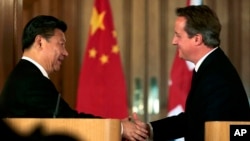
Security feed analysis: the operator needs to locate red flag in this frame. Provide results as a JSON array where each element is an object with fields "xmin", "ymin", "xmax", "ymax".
[
  {"xmin": 167, "ymin": 52, "xmax": 194, "ymax": 116},
  {"xmin": 167, "ymin": 0, "xmax": 202, "ymax": 117},
  {"xmin": 76, "ymin": 0, "xmax": 128, "ymax": 119}
]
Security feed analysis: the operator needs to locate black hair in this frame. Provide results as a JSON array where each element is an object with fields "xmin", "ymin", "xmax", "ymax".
[
  {"xmin": 22, "ymin": 15, "xmax": 67, "ymax": 51},
  {"xmin": 176, "ymin": 5, "xmax": 221, "ymax": 47}
]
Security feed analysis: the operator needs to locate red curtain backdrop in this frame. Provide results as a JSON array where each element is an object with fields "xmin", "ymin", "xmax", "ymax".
[{"xmin": 76, "ymin": 0, "xmax": 128, "ymax": 119}]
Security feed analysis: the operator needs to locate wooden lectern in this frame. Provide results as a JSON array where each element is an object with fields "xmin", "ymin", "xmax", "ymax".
[
  {"xmin": 205, "ymin": 121, "xmax": 250, "ymax": 141},
  {"xmin": 3, "ymin": 118, "xmax": 121, "ymax": 141}
]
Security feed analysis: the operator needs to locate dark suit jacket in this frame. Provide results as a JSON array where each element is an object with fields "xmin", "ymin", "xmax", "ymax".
[
  {"xmin": 150, "ymin": 48, "xmax": 250, "ymax": 141},
  {"xmin": 0, "ymin": 59, "xmax": 98, "ymax": 118}
]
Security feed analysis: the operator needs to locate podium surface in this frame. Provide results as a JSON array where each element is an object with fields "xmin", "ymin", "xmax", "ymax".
[
  {"xmin": 205, "ymin": 121, "xmax": 250, "ymax": 141},
  {"xmin": 3, "ymin": 118, "xmax": 121, "ymax": 141}
]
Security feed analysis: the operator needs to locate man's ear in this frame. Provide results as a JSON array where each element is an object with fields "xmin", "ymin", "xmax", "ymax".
[
  {"xmin": 194, "ymin": 33, "xmax": 203, "ymax": 45},
  {"xmin": 34, "ymin": 35, "xmax": 43, "ymax": 47}
]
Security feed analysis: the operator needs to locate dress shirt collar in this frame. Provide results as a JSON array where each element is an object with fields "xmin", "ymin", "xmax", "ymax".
[
  {"xmin": 194, "ymin": 47, "xmax": 218, "ymax": 72},
  {"xmin": 22, "ymin": 56, "xmax": 49, "ymax": 79}
]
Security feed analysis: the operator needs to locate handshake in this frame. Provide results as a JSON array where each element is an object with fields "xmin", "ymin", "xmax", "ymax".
[{"xmin": 121, "ymin": 113, "xmax": 151, "ymax": 141}]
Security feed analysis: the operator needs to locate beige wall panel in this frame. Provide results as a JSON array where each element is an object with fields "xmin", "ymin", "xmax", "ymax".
[
  {"xmin": 131, "ymin": 0, "xmax": 146, "ymax": 77},
  {"xmin": 110, "ymin": 0, "xmax": 126, "ymax": 65},
  {"xmin": 0, "ymin": 0, "xmax": 12, "ymax": 90},
  {"xmin": 147, "ymin": 0, "xmax": 160, "ymax": 76},
  {"xmin": 50, "ymin": 0, "xmax": 61, "ymax": 16},
  {"xmin": 31, "ymin": 0, "xmax": 41, "ymax": 16},
  {"xmin": 39, "ymin": 0, "xmax": 50, "ymax": 14},
  {"xmin": 121, "ymin": 1, "xmax": 133, "ymax": 109},
  {"xmin": 78, "ymin": 0, "xmax": 93, "ymax": 64},
  {"xmin": 228, "ymin": 0, "xmax": 242, "ymax": 71},
  {"xmin": 158, "ymin": 0, "xmax": 169, "ymax": 117},
  {"xmin": 59, "ymin": 0, "xmax": 80, "ymax": 108},
  {"xmin": 166, "ymin": 0, "xmax": 185, "ymax": 85},
  {"xmin": 0, "ymin": 0, "xmax": 21, "ymax": 91},
  {"xmin": 213, "ymin": 0, "xmax": 229, "ymax": 54},
  {"xmin": 130, "ymin": 0, "xmax": 146, "ymax": 120},
  {"xmin": 241, "ymin": 0, "xmax": 250, "ymax": 98},
  {"xmin": 146, "ymin": 0, "xmax": 161, "ymax": 121}
]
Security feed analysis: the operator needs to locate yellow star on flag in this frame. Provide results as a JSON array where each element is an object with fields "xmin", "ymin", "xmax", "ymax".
[
  {"xmin": 90, "ymin": 7, "xmax": 106, "ymax": 35},
  {"xmin": 112, "ymin": 45, "xmax": 119, "ymax": 54},
  {"xmin": 89, "ymin": 48, "xmax": 97, "ymax": 58},
  {"xmin": 100, "ymin": 54, "xmax": 109, "ymax": 64},
  {"xmin": 112, "ymin": 31, "xmax": 117, "ymax": 38}
]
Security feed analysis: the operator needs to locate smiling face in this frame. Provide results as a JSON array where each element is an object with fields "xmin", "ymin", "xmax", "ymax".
[
  {"xmin": 172, "ymin": 16, "xmax": 198, "ymax": 63},
  {"xmin": 40, "ymin": 28, "xmax": 68, "ymax": 73}
]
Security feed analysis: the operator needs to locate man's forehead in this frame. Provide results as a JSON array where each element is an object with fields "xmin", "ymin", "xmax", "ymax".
[{"xmin": 53, "ymin": 30, "xmax": 66, "ymax": 40}]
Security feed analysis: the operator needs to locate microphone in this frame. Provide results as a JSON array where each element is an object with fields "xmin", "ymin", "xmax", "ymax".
[{"xmin": 53, "ymin": 93, "xmax": 61, "ymax": 118}]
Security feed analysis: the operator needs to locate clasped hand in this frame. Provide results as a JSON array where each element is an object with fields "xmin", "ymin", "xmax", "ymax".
[{"xmin": 121, "ymin": 113, "xmax": 149, "ymax": 141}]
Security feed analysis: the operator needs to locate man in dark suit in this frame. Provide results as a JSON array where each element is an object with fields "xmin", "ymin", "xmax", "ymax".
[
  {"xmin": 137, "ymin": 5, "xmax": 250, "ymax": 141},
  {"xmin": 0, "ymin": 15, "xmax": 148, "ymax": 141}
]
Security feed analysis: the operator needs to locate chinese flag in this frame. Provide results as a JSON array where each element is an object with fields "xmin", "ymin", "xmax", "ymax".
[
  {"xmin": 167, "ymin": 0, "xmax": 202, "ymax": 117},
  {"xmin": 76, "ymin": 0, "xmax": 128, "ymax": 119}
]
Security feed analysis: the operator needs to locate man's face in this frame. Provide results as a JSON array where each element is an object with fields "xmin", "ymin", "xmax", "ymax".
[
  {"xmin": 41, "ymin": 29, "xmax": 68, "ymax": 73},
  {"xmin": 172, "ymin": 16, "xmax": 196, "ymax": 62}
]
